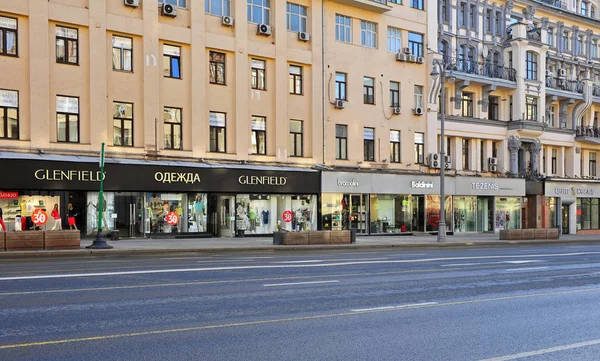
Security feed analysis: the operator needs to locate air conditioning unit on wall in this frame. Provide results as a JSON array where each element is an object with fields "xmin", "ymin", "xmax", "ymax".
[
  {"xmin": 161, "ymin": 3, "xmax": 178, "ymax": 17},
  {"xmin": 222, "ymin": 16, "xmax": 234, "ymax": 26},
  {"xmin": 257, "ymin": 24, "xmax": 272, "ymax": 36},
  {"xmin": 298, "ymin": 32, "xmax": 310, "ymax": 41},
  {"xmin": 334, "ymin": 99, "xmax": 345, "ymax": 109},
  {"xmin": 124, "ymin": 0, "xmax": 139, "ymax": 7}
]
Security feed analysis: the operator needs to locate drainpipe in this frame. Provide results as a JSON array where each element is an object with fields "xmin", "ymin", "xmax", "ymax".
[{"xmin": 322, "ymin": 0, "xmax": 327, "ymax": 165}]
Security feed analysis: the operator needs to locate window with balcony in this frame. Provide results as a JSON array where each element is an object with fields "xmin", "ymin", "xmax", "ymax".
[
  {"xmin": 286, "ymin": 3, "xmax": 307, "ymax": 33},
  {"xmin": 164, "ymin": 107, "xmax": 182, "ymax": 150},
  {"xmin": 336, "ymin": 124, "xmax": 348, "ymax": 160},
  {"xmin": 0, "ymin": 89, "xmax": 18, "ymax": 139},
  {"xmin": 590, "ymin": 152, "xmax": 597, "ymax": 176},
  {"xmin": 390, "ymin": 130, "xmax": 401, "ymax": 163},
  {"xmin": 360, "ymin": 21, "xmax": 377, "ymax": 48},
  {"xmin": 408, "ymin": 32, "xmax": 423, "ymax": 57},
  {"xmin": 112, "ymin": 36, "xmax": 132, "ymax": 72},
  {"xmin": 390, "ymin": 81, "xmax": 400, "ymax": 107},
  {"xmin": 461, "ymin": 92, "xmax": 473, "ymax": 117},
  {"xmin": 526, "ymin": 96, "xmax": 538, "ymax": 121},
  {"xmin": 387, "ymin": 27, "xmax": 402, "ymax": 53},
  {"xmin": 56, "ymin": 96, "xmax": 79, "ymax": 143},
  {"xmin": 335, "ymin": 72, "xmax": 347, "ymax": 101},
  {"xmin": 113, "ymin": 102, "xmax": 133, "ymax": 147},
  {"xmin": 290, "ymin": 120, "xmax": 303, "ymax": 157},
  {"xmin": 411, "ymin": 0, "xmax": 424, "ymax": 10},
  {"xmin": 56, "ymin": 26, "xmax": 78, "ymax": 65},
  {"xmin": 489, "ymin": 96, "xmax": 499, "ymax": 120},
  {"xmin": 364, "ymin": 77, "xmax": 374, "ymax": 104},
  {"xmin": 251, "ymin": 116, "xmax": 267, "ymax": 155},
  {"xmin": 364, "ymin": 127, "xmax": 375, "ymax": 161},
  {"xmin": 462, "ymin": 138, "xmax": 470, "ymax": 170},
  {"xmin": 335, "ymin": 14, "xmax": 351, "ymax": 43},
  {"xmin": 209, "ymin": 112, "xmax": 226, "ymax": 153},
  {"xmin": 526, "ymin": 51, "xmax": 537, "ymax": 80},
  {"xmin": 247, "ymin": 0, "xmax": 270, "ymax": 24},
  {"xmin": 0, "ymin": 16, "xmax": 17, "ymax": 57},
  {"xmin": 206, "ymin": 0, "xmax": 231, "ymax": 16},
  {"xmin": 414, "ymin": 132, "xmax": 424, "ymax": 164}
]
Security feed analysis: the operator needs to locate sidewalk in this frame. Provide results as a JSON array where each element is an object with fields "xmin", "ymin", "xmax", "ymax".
[{"xmin": 2, "ymin": 233, "xmax": 600, "ymax": 257}]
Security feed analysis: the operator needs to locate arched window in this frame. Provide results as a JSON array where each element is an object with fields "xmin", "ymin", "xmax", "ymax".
[
  {"xmin": 457, "ymin": 46, "xmax": 465, "ymax": 71},
  {"xmin": 526, "ymin": 51, "xmax": 538, "ymax": 80},
  {"xmin": 592, "ymin": 5, "xmax": 596, "ymax": 18}
]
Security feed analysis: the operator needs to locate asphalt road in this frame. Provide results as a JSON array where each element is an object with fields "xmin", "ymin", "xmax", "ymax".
[{"xmin": 2, "ymin": 243, "xmax": 600, "ymax": 360}]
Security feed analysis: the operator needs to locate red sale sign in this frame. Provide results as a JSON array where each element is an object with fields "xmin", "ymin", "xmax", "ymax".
[
  {"xmin": 32, "ymin": 209, "xmax": 48, "ymax": 226},
  {"xmin": 166, "ymin": 212, "xmax": 179, "ymax": 226},
  {"xmin": 0, "ymin": 191, "xmax": 18, "ymax": 199},
  {"xmin": 282, "ymin": 210, "xmax": 293, "ymax": 223}
]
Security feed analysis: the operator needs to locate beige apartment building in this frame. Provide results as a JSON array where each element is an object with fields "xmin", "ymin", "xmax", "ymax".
[
  {"xmin": 429, "ymin": 0, "xmax": 600, "ymax": 235},
  {"xmin": 0, "ymin": 0, "xmax": 434, "ymax": 238}
]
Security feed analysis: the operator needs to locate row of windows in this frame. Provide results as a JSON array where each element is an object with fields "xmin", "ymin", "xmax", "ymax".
[
  {"xmin": 334, "ymin": 73, "xmax": 422, "ymax": 108},
  {"xmin": 335, "ymin": 125, "xmax": 420, "ymax": 164},
  {"xmin": 334, "ymin": 15, "xmax": 424, "ymax": 56},
  {"xmin": 547, "ymin": 28, "xmax": 599, "ymax": 58}
]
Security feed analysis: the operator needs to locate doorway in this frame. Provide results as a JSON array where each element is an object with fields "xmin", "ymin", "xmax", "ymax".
[
  {"xmin": 477, "ymin": 197, "xmax": 494, "ymax": 232},
  {"xmin": 209, "ymin": 195, "xmax": 234, "ymax": 237},
  {"xmin": 349, "ymin": 194, "xmax": 367, "ymax": 234},
  {"xmin": 113, "ymin": 193, "xmax": 144, "ymax": 238},
  {"xmin": 562, "ymin": 205, "xmax": 569, "ymax": 234}
]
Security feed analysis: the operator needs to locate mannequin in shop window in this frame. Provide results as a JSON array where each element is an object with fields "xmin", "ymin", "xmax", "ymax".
[
  {"xmin": 236, "ymin": 201, "xmax": 249, "ymax": 231},
  {"xmin": 67, "ymin": 203, "xmax": 78, "ymax": 230},
  {"xmin": 249, "ymin": 202, "xmax": 257, "ymax": 232},
  {"xmin": 192, "ymin": 194, "xmax": 205, "ymax": 232},
  {"xmin": 0, "ymin": 207, "xmax": 5, "ymax": 232},
  {"xmin": 51, "ymin": 204, "xmax": 62, "ymax": 231}
]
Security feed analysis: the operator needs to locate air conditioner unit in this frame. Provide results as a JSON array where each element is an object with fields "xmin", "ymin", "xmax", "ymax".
[
  {"xmin": 413, "ymin": 107, "xmax": 424, "ymax": 116},
  {"xmin": 408, "ymin": 55, "xmax": 417, "ymax": 63},
  {"xmin": 124, "ymin": 0, "xmax": 139, "ymax": 7},
  {"xmin": 392, "ymin": 107, "xmax": 401, "ymax": 115},
  {"xmin": 161, "ymin": 3, "xmax": 178, "ymax": 17},
  {"xmin": 334, "ymin": 99, "xmax": 345, "ymax": 109},
  {"xmin": 257, "ymin": 24, "xmax": 272, "ymax": 36},
  {"xmin": 416, "ymin": 56, "xmax": 425, "ymax": 64},
  {"xmin": 558, "ymin": 68, "xmax": 567, "ymax": 77},
  {"xmin": 489, "ymin": 164, "xmax": 498, "ymax": 173},
  {"xmin": 396, "ymin": 53, "xmax": 407, "ymax": 62},
  {"xmin": 403, "ymin": 47, "xmax": 411, "ymax": 54},
  {"xmin": 298, "ymin": 32, "xmax": 310, "ymax": 41},
  {"xmin": 222, "ymin": 16, "xmax": 234, "ymax": 26},
  {"xmin": 488, "ymin": 157, "xmax": 498, "ymax": 165},
  {"xmin": 428, "ymin": 153, "xmax": 441, "ymax": 168}
]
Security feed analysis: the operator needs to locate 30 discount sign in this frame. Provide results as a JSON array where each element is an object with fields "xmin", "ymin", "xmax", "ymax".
[
  {"xmin": 282, "ymin": 210, "xmax": 293, "ymax": 223},
  {"xmin": 166, "ymin": 212, "xmax": 179, "ymax": 226},
  {"xmin": 32, "ymin": 209, "xmax": 49, "ymax": 226}
]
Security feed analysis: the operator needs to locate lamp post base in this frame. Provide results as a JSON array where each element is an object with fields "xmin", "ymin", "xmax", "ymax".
[
  {"xmin": 86, "ymin": 229, "xmax": 113, "ymax": 249},
  {"xmin": 437, "ymin": 223, "xmax": 447, "ymax": 243}
]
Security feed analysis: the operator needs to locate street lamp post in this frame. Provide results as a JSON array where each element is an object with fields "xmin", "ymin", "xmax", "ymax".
[
  {"xmin": 431, "ymin": 60, "xmax": 455, "ymax": 243},
  {"xmin": 87, "ymin": 142, "xmax": 113, "ymax": 249}
]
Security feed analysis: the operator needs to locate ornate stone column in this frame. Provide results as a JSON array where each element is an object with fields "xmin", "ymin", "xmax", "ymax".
[
  {"xmin": 508, "ymin": 135, "xmax": 522, "ymax": 174},
  {"xmin": 529, "ymin": 139, "xmax": 542, "ymax": 174}
]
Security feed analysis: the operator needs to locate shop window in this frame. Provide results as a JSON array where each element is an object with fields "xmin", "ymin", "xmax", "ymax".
[
  {"xmin": 206, "ymin": 0, "xmax": 230, "ymax": 16},
  {"xmin": 163, "ymin": 44, "xmax": 181, "ymax": 79},
  {"xmin": 56, "ymin": 26, "xmax": 78, "ymax": 65},
  {"xmin": 363, "ymin": 77, "xmax": 374, "ymax": 104},
  {"xmin": 209, "ymin": 51, "xmax": 226, "ymax": 85},
  {"xmin": 414, "ymin": 132, "xmax": 424, "ymax": 164},
  {"xmin": 251, "ymin": 59, "xmax": 266, "ymax": 90},
  {"xmin": 286, "ymin": 3, "xmax": 308, "ymax": 33},
  {"xmin": 390, "ymin": 130, "xmax": 400, "ymax": 163},
  {"xmin": 56, "ymin": 96, "xmax": 79, "ymax": 143},
  {"xmin": 289, "ymin": 65, "xmax": 302, "ymax": 95},
  {"xmin": 86, "ymin": 192, "xmax": 115, "ymax": 235},
  {"xmin": 426, "ymin": 195, "xmax": 453, "ymax": 233},
  {"xmin": 454, "ymin": 197, "xmax": 477, "ymax": 232},
  {"xmin": 336, "ymin": 124, "xmax": 347, "ymax": 160},
  {"xmin": 0, "ymin": 16, "xmax": 17, "ymax": 57},
  {"xmin": 364, "ymin": 127, "xmax": 375, "ymax": 161},
  {"xmin": 112, "ymin": 36, "xmax": 132, "ymax": 72},
  {"xmin": 496, "ymin": 197, "xmax": 521, "ymax": 230},
  {"xmin": 0, "ymin": 89, "xmax": 18, "ymax": 139},
  {"xmin": 1, "ymin": 195, "xmax": 62, "ymax": 232},
  {"xmin": 145, "ymin": 193, "xmax": 186, "ymax": 234},
  {"xmin": 251, "ymin": 115, "xmax": 267, "ymax": 155},
  {"xmin": 238, "ymin": 194, "xmax": 316, "ymax": 233},
  {"xmin": 248, "ymin": 0, "xmax": 271, "ymax": 25},
  {"xmin": 289, "ymin": 120, "xmax": 303, "ymax": 157},
  {"xmin": 209, "ymin": 111, "xmax": 226, "ymax": 153},
  {"xmin": 164, "ymin": 107, "xmax": 182, "ymax": 150},
  {"xmin": 113, "ymin": 102, "xmax": 133, "ymax": 147}
]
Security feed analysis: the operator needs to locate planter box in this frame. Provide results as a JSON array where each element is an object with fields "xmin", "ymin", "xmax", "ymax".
[
  {"xmin": 5, "ymin": 231, "xmax": 44, "ymax": 251},
  {"xmin": 521, "ymin": 229, "xmax": 535, "ymax": 240},
  {"xmin": 281, "ymin": 232, "xmax": 309, "ymax": 245},
  {"xmin": 309, "ymin": 231, "xmax": 331, "ymax": 245},
  {"xmin": 547, "ymin": 228, "xmax": 559, "ymax": 239},
  {"xmin": 44, "ymin": 230, "xmax": 81, "ymax": 250},
  {"xmin": 499, "ymin": 229, "xmax": 522, "ymax": 240},
  {"xmin": 330, "ymin": 230, "xmax": 352, "ymax": 244},
  {"xmin": 0, "ymin": 232, "xmax": 4, "ymax": 251},
  {"xmin": 535, "ymin": 228, "xmax": 547, "ymax": 240}
]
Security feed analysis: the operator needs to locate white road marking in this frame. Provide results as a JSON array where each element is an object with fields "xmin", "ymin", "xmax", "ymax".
[
  {"xmin": 351, "ymin": 302, "xmax": 438, "ymax": 312},
  {"xmin": 263, "ymin": 280, "xmax": 339, "ymax": 287},
  {"xmin": 502, "ymin": 260, "xmax": 542, "ymax": 264},
  {"xmin": 273, "ymin": 260, "xmax": 324, "ymax": 264},
  {"xmin": 442, "ymin": 263, "xmax": 485, "ymax": 267},
  {"xmin": 479, "ymin": 338, "xmax": 600, "ymax": 361},
  {"xmin": 1, "ymin": 252, "xmax": 598, "ymax": 281},
  {"xmin": 504, "ymin": 267, "xmax": 549, "ymax": 272}
]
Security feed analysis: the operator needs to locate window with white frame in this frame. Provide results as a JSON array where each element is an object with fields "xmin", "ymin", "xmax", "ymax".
[
  {"xmin": 163, "ymin": 44, "xmax": 181, "ymax": 79},
  {"xmin": 361, "ymin": 21, "xmax": 377, "ymax": 48},
  {"xmin": 0, "ymin": 16, "xmax": 17, "ymax": 57},
  {"xmin": 390, "ymin": 130, "xmax": 401, "ymax": 163},
  {"xmin": 414, "ymin": 132, "xmax": 424, "ymax": 164},
  {"xmin": 414, "ymin": 85, "xmax": 423, "ymax": 109},
  {"xmin": 0, "ymin": 89, "xmax": 18, "ymax": 139},
  {"xmin": 56, "ymin": 96, "xmax": 79, "ymax": 143},
  {"xmin": 205, "ymin": 0, "xmax": 231, "ymax": 16},
  {"xmin": 112, "ymin": 36, "xmax": 132, "ymax": 72},
  {"xmin": 251, "ymin": 59, "xmax": 266, "ymax": 90},
  {"xmin": 387, "ymin": 27, "xmax": 402, "ymax": 53},
  {"xmin": 336, "ymin": 124, "xmax": 348, "ymax": 160},
  {"xmin": 335, "ymin": 14, "xmax": 351, "ymax": 43},
  {"xmin": 526, "ymin": 96, "xmax": 538, "ymax": 121},
  {"xmin": 159, "ymin": 0, "xmax": 187, "ymax": 8},
  {"xmin": 248, "ymin": 0, "xmax": 271, "ymax": 24},
  {"xmin": 286, "ymin": 3, "xmax": 307, "ymax": 33},
  {"xmin": 251, "ymin": 116, "xmax": 267, "ymax": 155}
]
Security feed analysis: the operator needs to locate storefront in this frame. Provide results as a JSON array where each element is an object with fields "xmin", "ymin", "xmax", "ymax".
[
  {"xmin": 454, "ymin": 177, "xmax": 526, "ymax": 233},
  {"xmin": 545, "ymin": 180, "xmax": 600, "ymax": 235},
  {"xmin": 0, "ymin": 153, "xmax": 319, "ymax": 238},
  {"xmin": 321, "ymin": 172, "xmax": 453, "ymax": 235}
]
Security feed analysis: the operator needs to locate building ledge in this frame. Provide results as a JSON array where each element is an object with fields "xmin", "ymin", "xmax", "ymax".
[
  {"xmin": 329, "ymin": 0, "xmax": 392, "ymax": 12},
  {"xmin": 444, "ymin": 115, "xmax": 508, "ymax": 128}
]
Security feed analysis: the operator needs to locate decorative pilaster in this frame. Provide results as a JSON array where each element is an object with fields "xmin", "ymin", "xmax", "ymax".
[
  {"xmin": 529, "ymin": 139, "xmax": 542, "ymax": 174},
  {"xmin": 480, "ymin": 84, "xmax": 497, "ymax": 113},
  {"xmin": 559, "ymin": 99, "xmax": 574, "ymax": 129},
  {"xmin": 454, "ymin": 80, "xmax": 470, "ymax": 110},
  {"xmin": 508, "ymin": 136, "xmax": 522, "ymax": 174}
]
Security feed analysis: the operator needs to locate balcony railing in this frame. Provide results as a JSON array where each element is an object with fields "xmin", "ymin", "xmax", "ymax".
[
  {"xmin": 539, "ymin": 0, "xmax": 568, "ymax": 10},
  {"xmin": 593, "ymin": 85, "xmax": 600, "ymax": 96},
  {"xmin": 576, "ymin": 126, "xmax": 600, "ymax": 138},
  {"xmin": 446, "ymin": 57, "xmax": 517, "ymax": 82},
  {"xmin": 370, "ymin": 0, "xmax": 387, "ymax": 3},
  {"xmin": 546, "ymin": 76, "xmax": 584, "ymax": 93}
]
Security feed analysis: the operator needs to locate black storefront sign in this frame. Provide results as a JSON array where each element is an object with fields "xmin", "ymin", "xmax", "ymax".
[{"xmin": 1, "ymin": 159, "xmax": 320, "ymax": 194}]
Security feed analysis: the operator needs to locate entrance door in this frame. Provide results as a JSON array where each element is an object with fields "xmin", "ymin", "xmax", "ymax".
[
  {"xmin": 477, "ymin": 197, "xmax": 494, "ymax": 232},
  {"xmin": 210, "ymin": 195, "xmax": 234, "ymax": 237},
  {"xmin": 349, "ymin": 194, "xmax": 367, "ymax": 234},
  {"xmin": 114, "ymin": 193, "xmax": 144, "ymax": 238},
  {"xmin": 562, "ymin": 205, "xmax": 569, "ymax": 234}
]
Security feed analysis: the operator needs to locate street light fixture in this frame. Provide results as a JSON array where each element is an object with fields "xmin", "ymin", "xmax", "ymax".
[{"xmin": 431, "ymin": 59, "xmax": 455, "ymax": 243}]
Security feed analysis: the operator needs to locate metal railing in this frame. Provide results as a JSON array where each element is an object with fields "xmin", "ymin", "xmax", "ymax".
[
  {"xmin": 369, "ymin": 0, "xmax": 388, "ymax": 4},
  {"xmin": 576, "ymin": 126, "xmax": 600, "ymax": 138},
  {"xmin": 446, "ymin": 57, "xmax": 517, "ymax": 82},
  {"xmin": 593, "ymin": 85, "xmax": 600, "ymax": 96},
  {"xmin": 539, "ymin": 0, "xmax": 568, "ymax": 10},
  {"xmin": 546, "ymin": 76, "xmax": 584, "ymax": 93}
]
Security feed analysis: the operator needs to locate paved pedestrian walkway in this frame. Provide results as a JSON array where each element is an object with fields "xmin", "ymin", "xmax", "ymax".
[{"xmin": 2, "ymin": 232, "xmax": 600, "ymax": 257}]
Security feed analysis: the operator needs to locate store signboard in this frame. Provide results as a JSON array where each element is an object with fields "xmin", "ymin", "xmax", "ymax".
[
  {"xmin": 322, "ymin": 172, "xmax": 445, "ymax": 194},
  {"xmin": 455, "ymin": 177, "xmax": 525, "ymax": 196},
  {"xmin": 545, "ymin": 181, "xmax": 600, "ymax": 202},
  {"xmin": 0, "ymin": 191, "xmax": 18, "ymax": 199}
]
